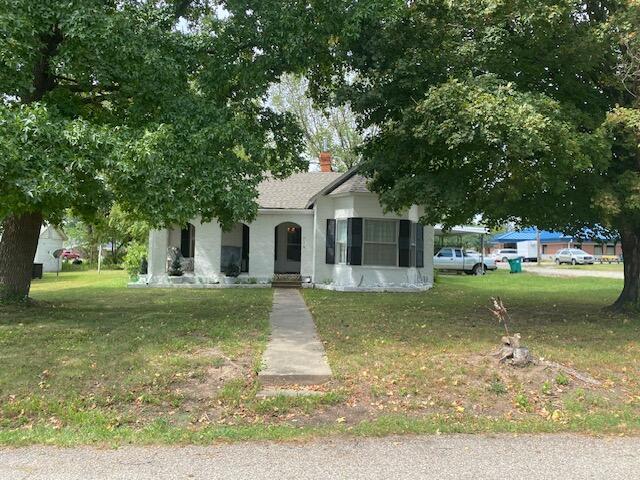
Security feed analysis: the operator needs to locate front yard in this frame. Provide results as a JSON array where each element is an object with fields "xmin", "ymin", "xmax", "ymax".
[{"xmin": 0, "ymin": 270, "xmax": 638, "ymax": 445}]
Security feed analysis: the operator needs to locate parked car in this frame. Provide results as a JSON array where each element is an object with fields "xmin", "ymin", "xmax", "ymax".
[
  {"xmin": 554, "ymin": 248, "xmax": 594, "ymax": 265},
  {"xmin": 434, "ymin": 247, "xmax": 497, "ymax": 275},
  {"xmin": 60, "ymin": 249, "xmax": 81, "ymax": 260},
  {"xmin": 491, "ymin": 248, "xmax": 522, "ymax": 262}
]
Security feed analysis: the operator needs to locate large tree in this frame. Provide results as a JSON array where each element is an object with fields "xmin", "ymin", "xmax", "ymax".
[
  {"xmin": 270, "ymin": 74, "xmax": 363, "ymax": 170},
  {"xmin": 0, "ymin": 1, "xmax": 332, "ymax": 300},
  {"xmin": 320, "ymin": 0, "xmax": 640, "ymax": 310}
]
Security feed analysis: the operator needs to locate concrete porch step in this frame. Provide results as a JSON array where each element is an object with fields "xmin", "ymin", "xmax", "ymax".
[
  {"xmin": 271, "ymin": 281, "xmax": 302, "ymax": 289},
  {"xmin": 271, "ymin": 274, "xmax": 302, "ymax": 289}
]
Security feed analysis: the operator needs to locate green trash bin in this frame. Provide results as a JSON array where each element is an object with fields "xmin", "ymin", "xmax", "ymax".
[{"xmin": 507, "ymin": 257, "xmax": 522, "ymax": 273}]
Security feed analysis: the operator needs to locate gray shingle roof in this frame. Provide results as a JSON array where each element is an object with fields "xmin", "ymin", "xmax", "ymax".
[
  {"xmin": 257, "ymin": 172, "xmax": 344, "ymax": 209},
  {"xmin": 328, "ymin": 174, "xmax": 370, "ymax": 195}
]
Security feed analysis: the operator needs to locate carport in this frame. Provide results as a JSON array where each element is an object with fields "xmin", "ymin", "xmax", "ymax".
[{"xmin": 434, "ymin": 224, "xmax": 490, "ymax": 270}]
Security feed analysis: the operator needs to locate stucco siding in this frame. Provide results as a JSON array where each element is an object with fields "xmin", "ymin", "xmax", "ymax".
[
  {"xmin": 247, "ymin": 212, "xmax": 314, "ymax": 280},
  {"xmin": 143, "ymin": 192, "xmax": 434, "ymax": 290}
]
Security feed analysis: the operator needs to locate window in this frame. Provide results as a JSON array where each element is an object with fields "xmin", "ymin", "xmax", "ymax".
[
  {"xmin": 336, "ymin": 220, "xmax": 347, "ymax": 264},
  {"xmin": 438, "ymin": 248, "xmax": 453, "ymax": 258},
  {"xmin": 606, "ymin": 244, "xmax": 616, "ymax": 255},
  {"xmin": 363, "ymin": 219, "xmax": 397, "ymax": 266},
  {"xmin": 454, "ymin": 249, "xmax": 463, "ymax": 258},
  {"xmin": 594, "ymin": 245, "xmax": 603, "ymax": 256}
]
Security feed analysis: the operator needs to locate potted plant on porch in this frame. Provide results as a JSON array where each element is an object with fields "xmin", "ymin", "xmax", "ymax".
[{"xmin": 223, "ymin": 257, "xmax": 241, "ymax": 284}]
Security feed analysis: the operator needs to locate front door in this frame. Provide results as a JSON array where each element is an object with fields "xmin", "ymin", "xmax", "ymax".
[{"xmin": 274, "ymin": 223, "xmax": 302, "ymax": 274}]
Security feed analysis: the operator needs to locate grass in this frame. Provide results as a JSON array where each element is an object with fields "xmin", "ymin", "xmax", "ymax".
[
  {"xmin": 534, "ymin": 262, "xmax": 623, "ymax": 271},
  {"xmin": 0, "ymin": 271, "xmax": 274, "ymax": 443},
  {"xmin": 1, "ymin": 270, "xmax": 639, "ymax": 446},
  {"xmin": 303, "ymin": 271, "xmax": 640, "ymax": 436}
]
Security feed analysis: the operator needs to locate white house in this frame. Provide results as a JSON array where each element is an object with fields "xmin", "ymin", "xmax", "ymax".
[
  {"xmin": 142, "ymin": 154, "xmax": 435, "ymax": 291},
  {"xmin": 35, "ymin": 225, "xmax": 67, "ymax": 273}
]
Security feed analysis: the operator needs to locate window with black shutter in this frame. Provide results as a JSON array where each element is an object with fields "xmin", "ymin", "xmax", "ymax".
[
  {"xmin": 326, "ymin": 219, "xmax": 336, "ymax": 264},
  {"xmin": 398, "ymin": 220, "xmax": 411, "ymax": 267},
  {"xmin": 416, "ymin": 223, "xmax": 424, "ymax": 268},
  {"xmin": 347, "ymin": 217, "xmax": 363, "ymax": 265}
]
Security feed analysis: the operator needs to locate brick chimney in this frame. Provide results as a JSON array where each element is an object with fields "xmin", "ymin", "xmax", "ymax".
[{"xmin": 319, "ymin": 151, "xmax": 332, "ymax": 173}]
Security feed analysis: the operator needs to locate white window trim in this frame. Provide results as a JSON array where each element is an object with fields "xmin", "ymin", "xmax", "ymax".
[{"xmin": 336, "ymin": 219, "xmax": 348, "ymax": 264}]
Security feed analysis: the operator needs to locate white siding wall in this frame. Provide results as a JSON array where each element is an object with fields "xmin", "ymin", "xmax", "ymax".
[
  {"xmin": 144, "ymin": 193, "xmax": 434, "ymax": 289},
  {"xmin": 248, "ymin": 212, "xmax": 314, "ymax": 280},
  {"xmin": 148, "ymin": 229, "xmax": 169, "ymax": 282},
  {"xmin": 194, "ymin": 219, "xmax": 222, "ymax": 282},
  {"xmin": 34, "ymin": 237, "xmax": 64, "ymax": 272},
  {"xmin": 313, "ymin": 193, "xmax": 434, "ymax": 288}
]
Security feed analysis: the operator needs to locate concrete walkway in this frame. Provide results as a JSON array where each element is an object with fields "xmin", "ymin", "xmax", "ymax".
[
  {"xmin": 258, "ymin": 289, "xmax": 332, "ymax": 386},
  {"xmin": 2, "ymin": 435, "xmax": 639, "ymax": 479}
]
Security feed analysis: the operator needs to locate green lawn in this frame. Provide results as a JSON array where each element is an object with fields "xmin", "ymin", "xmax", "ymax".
[
  {"xmin": 0, "ymin": 270, "xmax": 638, "ymax": 445},
  {"xmin": 304, "ymin": 272, "xmax": 640, "ymax": 435},
  {"xmin": 0, "ymin": 271, "xmax": 274, "ymax": 445},
  {"xmin": 534, "ymin": 262, "xmax": 624, "ymax": 271}
]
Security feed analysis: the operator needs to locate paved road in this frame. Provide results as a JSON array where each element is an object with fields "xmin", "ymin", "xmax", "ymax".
[{"xmin": 1, "ymin": 435, "xmax": 639, "ymax": 480}]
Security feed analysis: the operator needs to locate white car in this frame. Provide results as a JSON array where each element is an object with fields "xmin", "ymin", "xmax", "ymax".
[
  {"xmin": 491, "ymin": 248, "xmax": 522, "ymax": 262},
  {"xmin": 554, "ymin": 248, "xmax": 595, "ymax": 265}
]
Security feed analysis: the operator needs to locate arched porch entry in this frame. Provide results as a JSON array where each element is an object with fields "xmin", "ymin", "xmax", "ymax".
[
  {"xmin": 221, "ymin": 223, "xmax": 250, "ymax": 274},
  {"xmin": 274, "ymin": 222, "xmax": 301, "ymax": 274}
]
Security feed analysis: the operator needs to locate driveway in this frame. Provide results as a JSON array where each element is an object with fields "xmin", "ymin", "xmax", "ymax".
[
  {"xmin": 522, "ymin": 265, "xmax": 623, "ymax": 280},
  {"xmin": 1, "ymin": 434, "xmax": 639, "ymax": 480}
]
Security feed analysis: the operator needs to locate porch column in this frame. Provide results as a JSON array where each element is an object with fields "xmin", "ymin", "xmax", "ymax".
[
  {"xmin": 147, "ymin": 229, "xmax": 168, "ymax": 283},
  {"xmin": 194, "ymin": 219, "xmax": 222, "ymax": 283}
]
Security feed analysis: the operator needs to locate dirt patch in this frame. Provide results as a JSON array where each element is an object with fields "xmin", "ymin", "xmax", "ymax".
[
  {"xmin": 177, "ymin": 347, "xmax": 254, "ymax": 403},
  {"xmin": 268, "ymin": 350, "xmax": 624, "ymax": 428}
]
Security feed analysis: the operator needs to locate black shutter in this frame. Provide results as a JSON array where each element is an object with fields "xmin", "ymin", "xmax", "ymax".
[
  {"xmin": 242, "ymin": 224, "xmax": 250, "ymax": 272},
  {"xmin": 416, "ymin": 223, "xmax": 424, "ymax": 268},
  {"xmin": 347, "ymin": 217, "xmax": 363, "ymax": 265},
  {"xmin": 180, "ymin": 226, "xmax": 190, "ymax": 257},
  {"xmin": 325, "ymin": 219, "xmax": 336, "ymax": 264},
  {"xmin": 274, "ymin": 227, "xmax": 278, "ymax": 261},
  {"xmin": 398, "ymin": 220, "xmax": 411, "ymax": 267}
]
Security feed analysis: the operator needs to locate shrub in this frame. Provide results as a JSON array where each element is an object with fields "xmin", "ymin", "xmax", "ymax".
[{"xmin": 123, "ymin": 242, "xmax": 148, "ymax": 279}]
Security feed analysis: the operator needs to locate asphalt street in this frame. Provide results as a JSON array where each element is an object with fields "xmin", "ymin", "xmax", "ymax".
[{"xmin": 1, "ymin": 434, "xmax": 639, "ymax": 480}]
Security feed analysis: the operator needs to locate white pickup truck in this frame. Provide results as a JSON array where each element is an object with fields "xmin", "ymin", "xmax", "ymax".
[{"xmin": 434, "ymin": 247, "xmax": 497, "ymax": 275}]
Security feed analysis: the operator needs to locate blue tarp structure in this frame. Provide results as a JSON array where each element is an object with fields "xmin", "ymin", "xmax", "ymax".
[{"xmin": 491, "ymin": 227, "xmax": 618, "ymax": 244}]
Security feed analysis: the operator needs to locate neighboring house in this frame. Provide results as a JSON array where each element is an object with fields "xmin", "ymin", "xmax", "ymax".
[
  {"xmin": 143, "ymin": 154, "xmax": 435, "ymax": 291},
  {"xmin": 491, "ymin": 228, "xmax": 621, "ymax": 259},
  {"xmin": 35, "ymin": 225, "xmax": 67, "ymax": 272},
  {"xmin": 0, "ymin": 224, "xmax": 67, "ymax": 273}
]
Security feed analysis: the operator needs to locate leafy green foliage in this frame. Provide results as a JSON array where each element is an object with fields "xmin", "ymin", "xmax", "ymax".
[
  {"xmin": 313, "ymin": 0, "xmax": 640, "ymax": 306},
  {"xmin": 123, "ymin": 242, "xmax": 148, "ymax": 279},
  {"xmin": 0, "ymin": 0, "xmax": 325, "ymax": 230}
]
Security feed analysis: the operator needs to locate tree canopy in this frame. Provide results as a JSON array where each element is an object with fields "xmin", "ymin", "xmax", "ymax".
[
  {"xmin": 316, "ymin": 0, "xmax": 640, "ymax": 308},
  {"xmin": 0, "ymin": 0, "xmax": 334, "ymax": 298}
]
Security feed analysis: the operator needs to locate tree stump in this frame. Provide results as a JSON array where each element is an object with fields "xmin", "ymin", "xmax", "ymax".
[{"xmin": 494, "ymin": 333, "xmax": 532, "ymax": 367}]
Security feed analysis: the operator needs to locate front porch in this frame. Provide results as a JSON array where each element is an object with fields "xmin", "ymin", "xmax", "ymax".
[{"xmin": 140, "ymin": 213, "xmax": 314, "ymax": 287}]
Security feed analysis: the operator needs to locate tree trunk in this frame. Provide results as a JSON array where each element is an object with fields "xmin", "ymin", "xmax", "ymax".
[
  {"xmin": 610, "ymin": 227, "xmax": 640, "ymax": 311},
  {"xmin": 0, "ymin": 212, "xmax": 43, "ymax": 301}
]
